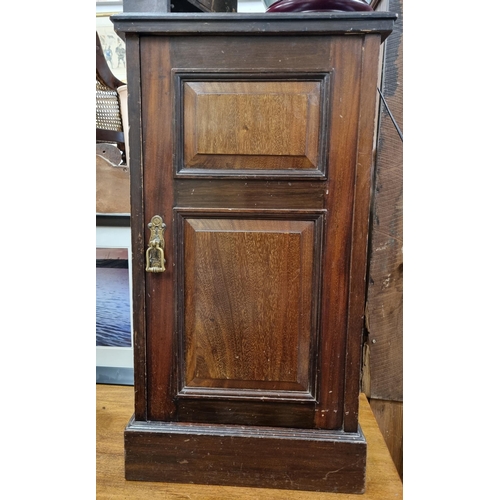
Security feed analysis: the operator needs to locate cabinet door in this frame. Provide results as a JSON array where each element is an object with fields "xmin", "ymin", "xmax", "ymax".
[{"xmin": 139, "ymin": 34, "xmax": 378, "ymax": 430}]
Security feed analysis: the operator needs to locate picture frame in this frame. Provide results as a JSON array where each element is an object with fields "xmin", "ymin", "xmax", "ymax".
[
  {"xmin": 96, "ymin": 1, "xmax": 127, "ymax": 84},
  {"xmin": 96, "ymin": 220, "xmax": 133, "ymax": 385}
]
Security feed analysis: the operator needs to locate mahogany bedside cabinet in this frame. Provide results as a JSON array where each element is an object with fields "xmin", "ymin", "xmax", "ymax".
[{"xmin": 112, "ymin": 6, "xmax": 396, "ymax": 494}]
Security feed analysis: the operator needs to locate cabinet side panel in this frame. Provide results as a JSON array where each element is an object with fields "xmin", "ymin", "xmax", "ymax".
[
  {"xmin": 314, "ymin": 36, "xmax": 364, "ymax": 429},
  {"xmin": 344, "ymin": 34, "xmax": 382, "ymax": 432}
]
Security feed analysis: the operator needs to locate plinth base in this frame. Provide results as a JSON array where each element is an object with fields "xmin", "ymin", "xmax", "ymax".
[{"xmin": 124, "ymin": 416, "xmax": 367, "ymax": 494}]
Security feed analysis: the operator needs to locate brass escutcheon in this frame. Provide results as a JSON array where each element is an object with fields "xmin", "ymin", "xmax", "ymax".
[{"xmin": 145, "ymin": 215, "xmax": 166, "ymax": 273}]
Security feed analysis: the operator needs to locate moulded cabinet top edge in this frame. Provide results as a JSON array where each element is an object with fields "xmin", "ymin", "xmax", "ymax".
[{"xmin": 111, "ymin": 12, "xmax": 397, "ymax": 41}]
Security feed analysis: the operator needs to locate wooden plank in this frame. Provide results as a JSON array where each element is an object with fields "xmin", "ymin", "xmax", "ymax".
[
  {"xmin": 97, "ymin": 385, "xmax": 403, "ymax": 499},
  {"xmin": 365, "ymin": 0, "xmax": 403, "ymax": 402},
  {"xmin": 370, "ymin": 399, "xmax": 403, "ymax": 480},
  {"xmin": 365, "ymin": 0, "xmax": 403, "ymax": 483},
  {"xmin": 96, "ymin": 155, "xmax": 130, "ymax": 214}
]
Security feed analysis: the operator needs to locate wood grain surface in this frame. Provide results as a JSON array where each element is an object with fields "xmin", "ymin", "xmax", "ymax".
[
  {"xmin": 365, "ymin": 0, "xmax": 403, "ymax": 479},
  {"xmin": 370, "ymin": 399, "xmax": 403, "ymax": 479},
  {"xmin": 137, "ymin": 31, "xmax": 381, "ymax": 431},
  {"xmin": 96, "ymin": 155, "xmax": 130, "ymax": 214},
  {"xmin": 182, "ymin": 218, "xmax": 315, "ymax": 393},
  {"xmin": 366, "ymin": 0, "xmax": 403, "ymax": 403},
  {"xmin": 183, "ymin": 80, "xmax": 321, "ymax": 170},
  {"xmin": 97, "ymin": 384, "xmax": 402, "ymax": 499}
]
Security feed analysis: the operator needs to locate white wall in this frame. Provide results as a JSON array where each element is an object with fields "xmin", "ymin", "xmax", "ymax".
[
  {"xmin": 96, "ymin": 0, "xmax": 266, "ymax": 13},
  {"xmin": 238, "ymin": 0, "xmax": 266, "ymax": 12}
]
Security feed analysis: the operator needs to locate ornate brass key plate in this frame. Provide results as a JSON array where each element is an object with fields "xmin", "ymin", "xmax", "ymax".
[{"xmin": 145, "ymin": 215, "xmax": 166, "ymax": 273}]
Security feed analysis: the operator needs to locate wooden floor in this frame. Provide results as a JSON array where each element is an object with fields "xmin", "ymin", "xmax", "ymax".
[{"xmin": 97, "ymin": 385, "xmax": 402, "ymax": 499}]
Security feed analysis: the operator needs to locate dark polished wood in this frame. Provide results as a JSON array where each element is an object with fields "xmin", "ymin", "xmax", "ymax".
[
  {"xmin": 125, "ymin": 417, "xmax": 367, "ymax": 493},
  {"xmin": 114, "ymin": 11, "xmax": 396, "ymax": 493},
  {"xmin": 113, "ymin": 12, "xmax": 396, "ymax": 40},
  {"xmin": 175, "ymin": 179, "xmax": 327, "ymax": 209},
  {"xmin": 343, "ymin": 33, "xmax": 381, "ymax": 432}
]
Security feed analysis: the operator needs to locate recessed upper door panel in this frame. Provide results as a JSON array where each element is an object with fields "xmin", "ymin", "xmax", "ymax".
[{"xmin": 176, "ymin": 74, "xmax": 332, "ymax": 178}]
